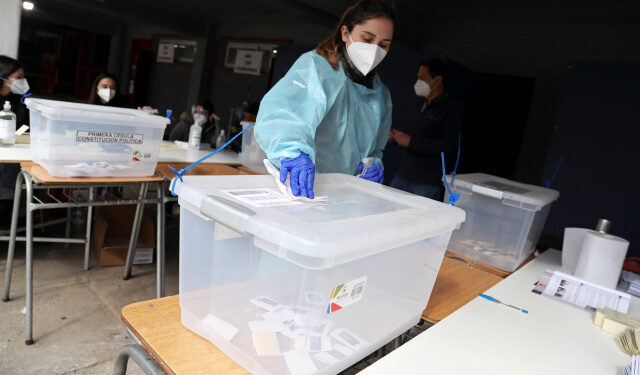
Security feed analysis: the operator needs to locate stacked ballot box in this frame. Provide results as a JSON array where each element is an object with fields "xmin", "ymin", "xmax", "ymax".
[
  {"xmin": 175, "ymin": 174, "xmax": 465, "ymax": 375},
  {"xmin": 444, "ymin": 173, "xmax": 559, "ymax": 272},
  {"xmin": 25, "ymin": 98, "xmax": 169, "ymax": 177}
]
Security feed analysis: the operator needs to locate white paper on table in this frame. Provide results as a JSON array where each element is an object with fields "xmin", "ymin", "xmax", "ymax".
[{"xmin": 533, "ymin": 269, "xmax": 631, "ymax": 313}]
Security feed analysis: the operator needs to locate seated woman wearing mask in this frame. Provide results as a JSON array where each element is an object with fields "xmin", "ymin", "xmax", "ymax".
[
  {"xmin": 0, "ymin": 56, "xmax": 30, "ymax": 209},
  {"xmin": 254, "ymin": 0, "xmax": 394, "ymax": 199},
  {"xmin": 88, "ymin": 73, "xmax": 126, "ymax": 107}
]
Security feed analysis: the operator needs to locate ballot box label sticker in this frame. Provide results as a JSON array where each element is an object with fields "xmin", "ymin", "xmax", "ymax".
[
  {"xmin": 132, "ymin": 151, "xmax": 152, "ymax": 161},
  {"xmin": 327, "ymin": 276, "xmax": 367, "ymax": 314},
  {"xmin": 221, "ymin": 188, "xmax": 302, "ymax": 207},
  {"xmin": 76, "ymin": 130, "xmax": 143, "ymax": 144}
]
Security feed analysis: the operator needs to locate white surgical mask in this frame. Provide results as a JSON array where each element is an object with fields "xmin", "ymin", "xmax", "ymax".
[
  {"xmin": 414, "ymin": 79, "xmax": 431, "ymax": 97},
  {"xmin": 97, "ymin": 88, "xmax": 116, "ymax": 103},
  {"xmin": 346, "ymin": 34, "xmax": 387, "ymax": 76},
  {"xmin": 10, "ymin": 78, "xmax": 30, "ymax": 95}
]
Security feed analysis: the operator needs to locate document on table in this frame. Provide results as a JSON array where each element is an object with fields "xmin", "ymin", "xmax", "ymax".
[{"xmin": 532, "ymin": 269, "xmax": 631, "ymax": 313}]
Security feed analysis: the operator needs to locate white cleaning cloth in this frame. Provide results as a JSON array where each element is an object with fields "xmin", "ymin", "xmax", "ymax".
[{"xmin": 263, "ymin": 159, "xmax": 327, "ymax": 201}]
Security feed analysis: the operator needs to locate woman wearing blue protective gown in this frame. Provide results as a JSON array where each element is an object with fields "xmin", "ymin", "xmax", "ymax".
[{"xmin": 254, "ymin": 0, "xmax": 395, "ymax": 199}]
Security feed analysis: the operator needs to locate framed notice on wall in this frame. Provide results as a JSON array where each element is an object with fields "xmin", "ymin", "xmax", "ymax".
[
  {"xmin": 215, "ymin": 37, "xmax": 292, "ymax": 77},
  {"xmin": 156, "ymin": 39, "xmax": 197, "ymax": 64},
  {"xmin": 233, "ymin": 50, "xmax": 264, "ymax": 76},
  {"xmin": 156, "ymin": 42, "xmax": 175, "ymax": 63}
]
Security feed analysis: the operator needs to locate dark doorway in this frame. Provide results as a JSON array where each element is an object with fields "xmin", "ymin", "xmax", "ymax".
[{"xmin": 18, "ymin": 17, "xmax": 110, "ymax": 102}]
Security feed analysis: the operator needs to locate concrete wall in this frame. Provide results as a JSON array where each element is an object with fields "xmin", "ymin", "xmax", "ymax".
[
  {"xmin": 0, "ymin": 0, "xmax": 22, "ymax": 58},
  {"xmin": 208, "ymin": 22, "xmax": 331, "ymax": 123},
  {"xmin": 419, "ymin": 22, "xmax": 640, "ymax": 184}
]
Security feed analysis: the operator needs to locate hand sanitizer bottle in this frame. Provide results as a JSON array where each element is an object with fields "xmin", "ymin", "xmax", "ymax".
[
  {"xmin": 0, "ymin": 101, "xmax": 16, "ymax": 146},
  {"xmin": 215, "ymin": 129, "xmax": 226, "ymax": 149},
  {"xmin": 188, "ymin": 114, "xmax": 205, "ymax": 150}
]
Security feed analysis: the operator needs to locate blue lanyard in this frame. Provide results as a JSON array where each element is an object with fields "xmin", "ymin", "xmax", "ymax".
[
  {"xmin": 441, "ymin": 132, "xmax": 461, "ymax": 206},
  {"xmin": 544, "ymin": 155, "xmax": 564, "ymax": 188},
  {"xmin": 169, "ymin": 124, "xmax": 254, "ymax": 196},
  {"xmin": 0, "ymin": 76, "xmax": 32, "ymax": 104}
]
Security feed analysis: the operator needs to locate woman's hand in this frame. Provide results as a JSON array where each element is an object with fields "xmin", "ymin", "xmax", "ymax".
[
  {"xmin": 280, "ymin": 153, "xmax": 315, "ymax": 199},
  {"xmin": 357, "ymin": 163, "xmax": 384, "ymax": 183}
]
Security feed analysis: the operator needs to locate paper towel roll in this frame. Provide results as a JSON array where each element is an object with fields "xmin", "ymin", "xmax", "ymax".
[
  {"xmin": 573, "ymin": 230, "xmax": 629, "ymax": 289},
  {"xmin": 562, "ymin": 227, "xmax": 590, "ymax": 273}
]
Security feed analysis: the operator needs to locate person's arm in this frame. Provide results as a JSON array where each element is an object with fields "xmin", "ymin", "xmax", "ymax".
[
  {"xmin": 370, "ymin": 87, "xmax": 393, "ymax": 167},
  {"xmin": 254, "ymin": 53, "xmax": 332, "ymax": 167},
  {"xmin": 169, "ymin": 121, "xmax": 188, "ymax": 142},
  {"xmin": 407, "ymin": 105, "xmax": 462, "ymax": 156}
]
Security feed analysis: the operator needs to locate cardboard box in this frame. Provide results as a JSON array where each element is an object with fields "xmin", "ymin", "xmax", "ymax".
[{"xmin": 93, "ymin": 205, "xmax": 155, "ymax": 267}]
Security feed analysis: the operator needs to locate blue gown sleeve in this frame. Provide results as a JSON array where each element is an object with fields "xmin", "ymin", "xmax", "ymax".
[
  {"xmin": 254, "ymin": 53, "xmax": 332, "ymax": 167},
  {"xmin": 370, "ymin": 86, "xmax": 393, "ymax": 167}
]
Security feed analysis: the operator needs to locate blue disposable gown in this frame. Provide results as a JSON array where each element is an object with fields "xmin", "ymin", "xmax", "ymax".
[{"xmin": 254, "ymin": 50, "xmax": 392, "ymax": 175}]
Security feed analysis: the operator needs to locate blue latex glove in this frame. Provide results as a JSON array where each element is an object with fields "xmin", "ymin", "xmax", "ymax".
[
  {"xmin": 280, "ymin": 153, "xmax": 315, "ymax": 199},
  {"xmin": 357, "ymin": 162, "xmax": 384, "ymax": 183}
]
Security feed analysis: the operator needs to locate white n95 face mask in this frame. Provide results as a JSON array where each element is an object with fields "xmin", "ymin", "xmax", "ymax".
[
  {"xmin": 10, "ymin": 78, "xmax": 30, "ymax": 95},
  {"xmin": 414, "ymin": 79, "xmax": 431, "ymax": 97},
  {"xmin": 346, "ymin": 34, "xmax": 387, "ymax": 76},
  {"xmin": 97, "ymin": 88, "xmax": 116, "ymax": 103}
]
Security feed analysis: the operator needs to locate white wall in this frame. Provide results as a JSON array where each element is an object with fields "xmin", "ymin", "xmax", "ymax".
[
  {"xmin": 0, "ymin": 0, "xmax": 22, "ymax": 58},
  {"xmin": 420, "ymin": 22, "xmax": 640, "ymax": 183}
]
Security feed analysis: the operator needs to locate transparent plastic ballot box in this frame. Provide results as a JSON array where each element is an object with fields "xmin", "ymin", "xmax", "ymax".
[
  {"xmin": 444, "ymin": 173, "xmax": 559, "ymax": 272},
  {"xmin": 238, "ymin": 121, "xmax": 268, "ymax": 174},
  {"xmin": 25, "ymin": 98, "xmax": 169, "ymax": 177},
  {"xmin": 173, "ymin": 174, "xmax": 465, "ymax": 375}
]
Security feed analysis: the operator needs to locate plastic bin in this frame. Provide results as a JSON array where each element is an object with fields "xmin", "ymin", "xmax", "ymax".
[
  {"xmin": 238, "ymin": 121, "xmax": 268, "ymax": 174},
  {"xmin": 25, "ymin": 98, "xmax": 169, "ymax": 177},
  {"xmin": 174, "ymin": 174, "xmax": 465, "ymax": 375},
  {"xmin": 444, "ymin": 173, "xmax": 559, "ymax": 272}
]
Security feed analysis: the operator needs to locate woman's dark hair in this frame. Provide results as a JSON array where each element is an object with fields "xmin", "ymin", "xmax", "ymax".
[
  {"xmin": 420, "ymin": 57, "xmax": 447, "ymax": 85},
  {"xmin": 196, "ymin": 99, "xmax": 214, "ymax": 115},
  {"xmin": 316, "ymin": 0, "xmax": 396, "ymax": 70},
  {"xmin": 420, "ymin": 58, "xmax": 447, "ymax": 86},
  {"xmin": 88, "ymin": 73, "xmax": 119, "ymax": 104},
  {"xmin": 0, "ymin": 55, "xmax": 23, "ymax": 80}
]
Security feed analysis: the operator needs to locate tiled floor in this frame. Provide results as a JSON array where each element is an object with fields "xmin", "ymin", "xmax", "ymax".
[{"xmin": 0, "ymin": 213, "xmax": 429, "ymax": 374}]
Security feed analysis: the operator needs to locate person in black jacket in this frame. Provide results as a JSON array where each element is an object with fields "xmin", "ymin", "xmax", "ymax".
[{"xmin": 388, "ymin": 58, "xmax": 462, "ymax": 200}]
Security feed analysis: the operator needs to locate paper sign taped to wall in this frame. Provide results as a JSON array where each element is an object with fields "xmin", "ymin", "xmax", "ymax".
[{"xmin": 233, "ymin": 50, "xmax": 263, "ymax": 76}]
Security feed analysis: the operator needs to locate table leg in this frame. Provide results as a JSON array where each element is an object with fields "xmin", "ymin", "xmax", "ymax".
[
  {"xmin": 112, "ymin": 344, "xmax": 166, "ymax": 375},
  {"xmin": 24, "ymin": 172, "xmax": 34, "ymax": 345},
  {"xmin": 2, "ymin": 170, "xmax": 25, "ymax": 302},
  {"xmin": 156, "ymin": 182, "xmax": 165, "ymax": 298},
  {"xmin": 64, "ymin": 206, "xmax": 71, "ymax": 248},
  {"xmin": 83, "ymin": 188, "xmax": 94, "ymax": 271},
  {"xmin": 124, "ymin": 183, "xmax": 148, "ymax": 280}
]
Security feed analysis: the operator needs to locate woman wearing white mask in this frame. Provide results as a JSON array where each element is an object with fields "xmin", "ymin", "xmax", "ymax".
[
  {"xmin": 88, "ymin": 73, "xmax": 124, "ymax": 107},
  {"xmin": 254, "ymin": 0, "xmax": 395, "ymax": 199},
  {"xmin": 0, "ymin": 55, "xmax": 29, "ymax": 130},
  {"xmin": 0, "ymin": 56, "xmax": 30, "ymax": 205}
]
